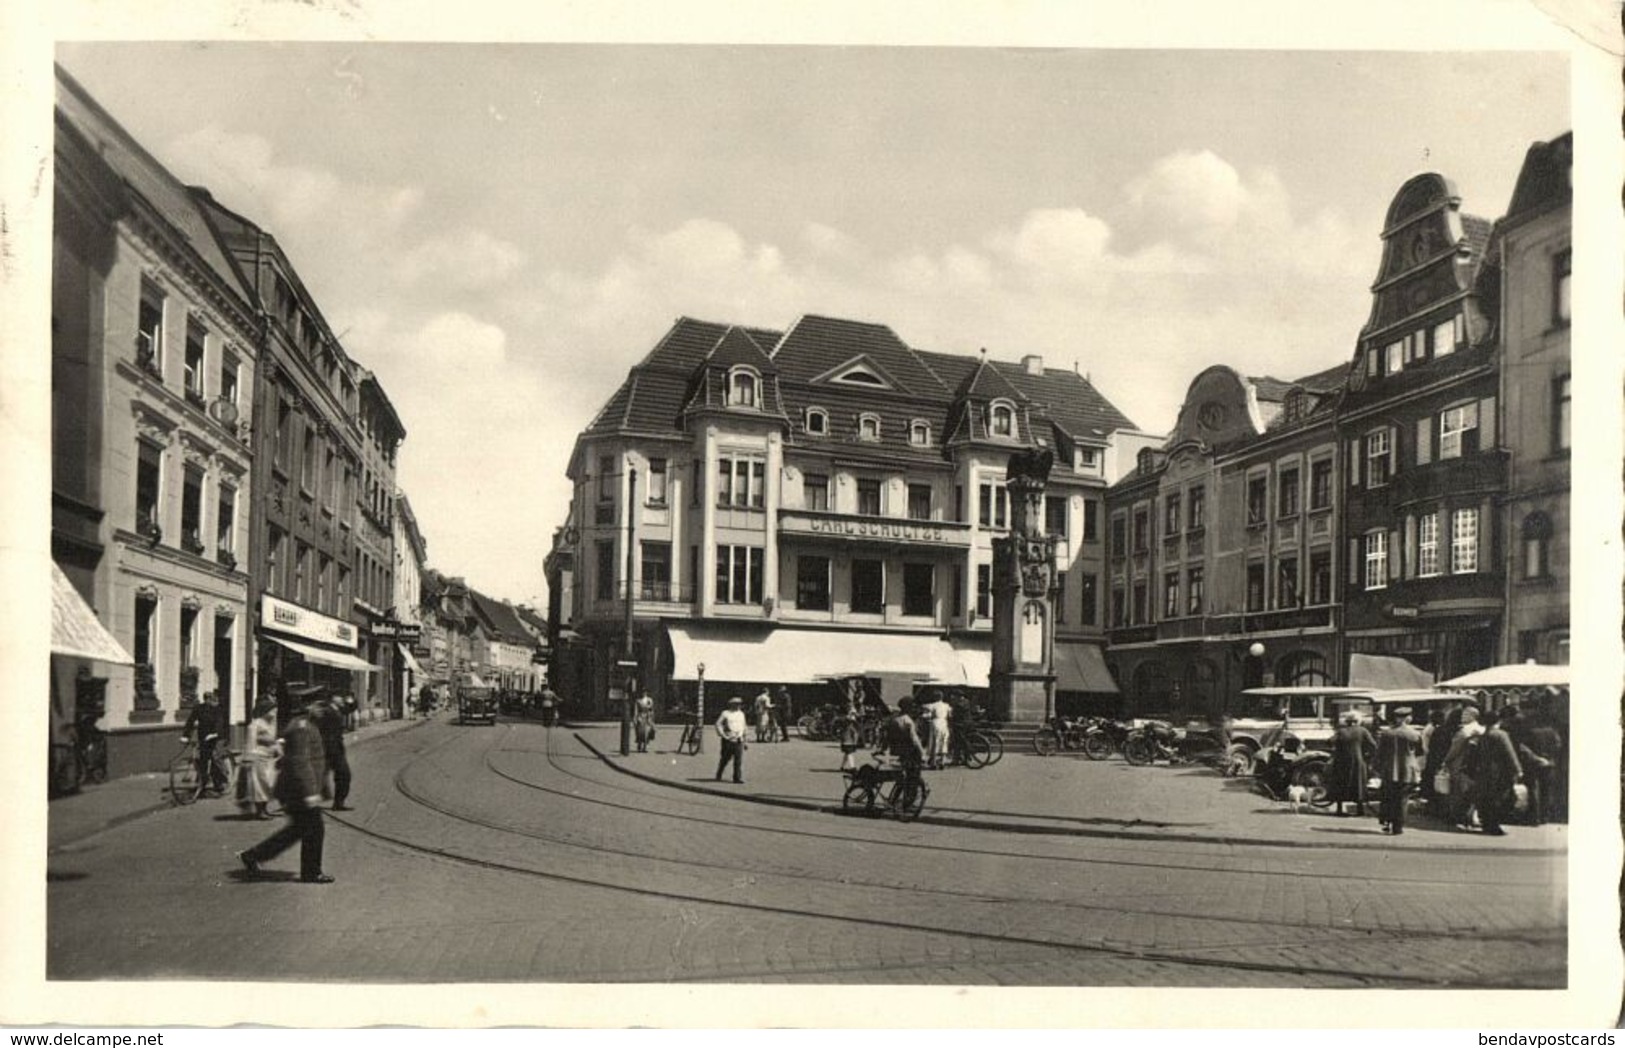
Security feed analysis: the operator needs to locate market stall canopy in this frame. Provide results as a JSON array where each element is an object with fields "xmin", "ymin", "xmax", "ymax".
[
  {"xmin": 265, "ymin": 634, "xmax": 375, "ymax": 672},
  {"xmin": 666, "ymin": 623, "xmax": 965, "ymax": 685},
  {"xmin": 1348, "ymin": 652, "xmax": 1434, "ymax": 691},
  {"xmin": 1437, "ymin": 662, "xmax": 1570, "ymax": 689},
  {"xmin": 51, "ymin": 562, "xmax": 132, "ymax": 664},
  {"xmin": 1053, "ymin": 642, "xmax": 1120, "ymax": 694}
]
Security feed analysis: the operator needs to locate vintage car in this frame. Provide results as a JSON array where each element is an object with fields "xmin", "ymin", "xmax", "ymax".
[
  {"xmin": 458, "ymin": 685, "xmax": 497, "ymax": 725},
  {"xmin": 1229, "ymin": 686, "xmax": 1479, "ymax": 775}
]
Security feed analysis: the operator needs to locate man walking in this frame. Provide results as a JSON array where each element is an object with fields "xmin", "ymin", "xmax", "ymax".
[
  {"xmin": 1375, "ymin": 705, "xmax": 1423, "ymax": 835},
  {"xmin": 238, "ymin": 693, "xmax": 334, "ymax": 884},
  {"xmin": 776, "ymin": 686, "xmax": 793, "ymax": 742},
  {"xmin": 182, "ymin": 690, "xmax": 228, "ymax": 794},
  {"xmin": 715, "ymin": 696, "xmax": 748, "ymax": 784},
  {"xmin": 1474, "ymin": 709, "xmax": 1524, "ymax": 837},
  {"xmin": 306, "ymin": 690, "xmax": 353, "ymax": 811},
  {"xmin": 752, "ymin": 687, "xmax": 773, "ymax": 743}
]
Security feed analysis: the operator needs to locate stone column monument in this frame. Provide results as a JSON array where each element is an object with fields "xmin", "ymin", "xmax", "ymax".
[{"xmin": 989, "ymin": 448, "xmax": 1057, "ymax": 724}]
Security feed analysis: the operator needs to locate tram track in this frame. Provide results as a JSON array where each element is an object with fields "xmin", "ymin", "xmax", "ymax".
[{"xmin": 323, "ymin": 719, "xmax": 1563, "ymax": 987}]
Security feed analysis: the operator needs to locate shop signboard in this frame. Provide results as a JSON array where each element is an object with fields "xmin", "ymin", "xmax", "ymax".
[{"xmin": 261, "ymin": 594, "xmax": 359, "ymax": 648}]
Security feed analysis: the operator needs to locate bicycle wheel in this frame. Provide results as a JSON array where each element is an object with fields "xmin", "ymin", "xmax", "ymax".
[
  {"xmin": 1033, "ymin": 728, "xmax": 1060, "ymax": 756},
  {"xmin": 981, "ymin": 731, "xmax": 1005, "ymax": 765},
  {"xmin": 1123, "ymin": 736, "xmax": 1155, "ymax": 766},
  {"xmin": 168, "ymin": 754, "xmax": 201, "ymax": 805},
  {"xmin": 960, "ymin": 733, "xmax": 993, "ymax": 769},
  {"xmin": 82, "ymin": 735, "xmax": 109, "ymax": 783},
  {"xmin": 885, "ymin": 779, "xmax": 927, "ymax": 822},
  {"xmin": 49, "ymin": 745, "xmax": 83, "ymax": 796},
  {"xmin": 686, "ymin": 728, "xmax": 703, "ymax": 756},
  {"xmin": 1296, "ymin": 763, "xmax": 1333, "ymax": 808},
  {"xmin": 211, "ymin": 752, "xmax": 238, "ymax": 797},
  {"xmin": 842, "ymin": 782, "xmax": 877, "ymax": 815},
  {"xmin": 1082, "ymin": 733, "xmax": 1115, "ymax": 761}
]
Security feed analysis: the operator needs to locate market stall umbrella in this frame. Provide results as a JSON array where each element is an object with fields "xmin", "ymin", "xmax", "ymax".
[
  {"xmin": 51, "ymin": 562, "xmax": 132, "ymax": 664},
  {"xmin": 1437, "ymin": 662, "xmax": 1571, "ymax": 689}
]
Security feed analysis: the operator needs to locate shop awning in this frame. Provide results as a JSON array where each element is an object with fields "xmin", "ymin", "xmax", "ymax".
[
  {"xmin": 398, "ymin": 644, "xmax": 424, "ymax": 675},
  {"xmin": 1348, "ymin": 652, "xmax": 1433, "ymax": 690},
  {"xmin": 949, "ymin": 637, "xmax": 991, "ymax": 688},
  {"xmin": 666, "ymin": 624, "xmax": 965, "ymax": 685},
  {"xmin": 1054, "ymin": 641, "xmax": 1119, "ymax": 694},
  {"xmin": 266, "ymin": 634, "xmax": 375, "ymax": 673},
  {"xmin": 1438, "ymin": 661, "xmax": 1570, "ymax": 689},
  {"xmin": 51, "ymin": 563, "xmax": 132, "ymax": 664}
]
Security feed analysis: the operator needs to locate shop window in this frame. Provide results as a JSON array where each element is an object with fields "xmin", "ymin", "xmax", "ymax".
[
  {"xmin": 907, "ymin": 483, "xmax": 932, "ymax": 521},
  {"xmin": 851, "ymin": 559, "xmax": 885, "ymax": 614},
  {"xmin": 1080, "ymin": 573, "xmax": 1098, "ymax": 626},
  {"xmin": 857, "ymin": 478, "xmax": 883, "ymax": 516},
  {"xmin": 797, "ymin": 556, "xmax": 831, "ymax": 611},
  {"xmin": 647, "ymin": 458, "xmax": 668, "ymax": 505},
  {"xmin": 1522, "ymin": 512, "xmax": 1553, "ymax": 579},
  {"xmin": 1450, "ymin": 508, "xmax": 1478, "ymax": 574},
  {"xmin": 903, "ymin": 563, "xmax": 934, "ymax": 617},
  {"xmin": 1186, "ymin": 565, "xmax": 1203, "ymax": 616},
  {"xmin": 804, "ymin": 473, "xmax": 830, "ymax": 512},
  {"xmin": 640, "ymin": 542, "xmax": 672, "ymax": 600}
]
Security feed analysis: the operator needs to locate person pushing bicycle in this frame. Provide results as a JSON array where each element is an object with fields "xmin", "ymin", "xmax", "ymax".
[
  {"xmin": 875, "ymin": 697, "xmax": 926, "ymax": 789},
  {"xmin": 182, "ymin": 690, "xmax": 227, "ymax": 795}
]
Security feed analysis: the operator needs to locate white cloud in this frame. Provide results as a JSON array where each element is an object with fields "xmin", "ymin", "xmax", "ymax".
[
  {"xmin": 1126, "ymin": 149, "xmax": 1247, "ymax": 235},
  {"xmin": 990, "ymin": 208, "xmax": 1113, "ymax": 285},
  {"xmin": 392, "ymin": 229, "xmax": 526, "ymax": 290}
]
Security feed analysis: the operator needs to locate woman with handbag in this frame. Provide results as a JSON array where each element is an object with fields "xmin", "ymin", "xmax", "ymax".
[{"xmin": 236, "ymin": 697, "xmax": 280, "ymax": 820}]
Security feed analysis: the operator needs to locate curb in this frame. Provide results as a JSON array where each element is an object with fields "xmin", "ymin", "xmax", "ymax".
[{"xmin": 574, "ymin": 733, "xmax": 1567, "ymax": 856}]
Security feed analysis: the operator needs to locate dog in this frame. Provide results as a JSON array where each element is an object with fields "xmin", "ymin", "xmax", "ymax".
[{"xmin": 1285, "ymin": 784, "xmax": 1309, "ymax": 814}]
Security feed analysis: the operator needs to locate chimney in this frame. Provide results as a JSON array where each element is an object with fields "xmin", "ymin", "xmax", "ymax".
[{"xmin": 1022, "ymin": 354, "xmax": 1044, "ymax": 376}]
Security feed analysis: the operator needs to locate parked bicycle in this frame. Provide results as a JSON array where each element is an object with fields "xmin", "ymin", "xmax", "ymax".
[
  {"xmin": 949, "ymin": 705, "xmax": 1004, "ymax": 767},
  {"xmin": 841, "ymin": 756, "xmax": 929, "ymax": 821},
  {"xmin": 48, "ymin": 711, "xmax": 110, "ymax": 797},
  {"xmin": 675, "ymin": 714, "xmax": 705, "ymax": 756},
  {"xmin": 167, "ymin": 735, "xmax": 238, "ymax": 806}
]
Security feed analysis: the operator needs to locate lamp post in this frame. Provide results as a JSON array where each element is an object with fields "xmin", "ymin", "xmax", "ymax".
[
  {"xmin": 619, "ymin": 466, "xmax": 637, "ymax": 756},
  {"xmin": 695, "ymin": 661, "xmax": 706, "ymax": 755}
]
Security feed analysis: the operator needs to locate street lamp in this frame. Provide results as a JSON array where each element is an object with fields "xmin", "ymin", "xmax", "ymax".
[{"xmin": 695, "ymin": 661, "xmax": 706, "ymax": 755}]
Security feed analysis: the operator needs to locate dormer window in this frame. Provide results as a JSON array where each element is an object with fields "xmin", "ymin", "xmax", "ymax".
[
  {"xmin": 990, "ymin": 400, "xmax": 1016, "ymax": 438},
  {"xmin": 908, "ymin": 420, "xmax": 931, "ymax": 447},
  {"xmin": 1076, "ymin": 447, "xmax": 1100, "ymax": 472},
  {"xmin": 728, "ymin": 367, "xmax": 760, "ymax": 408},
  {"xmin": 805, "ymin": 407, "xmax": 828, "ymax": 436},
  {"xmin": 857, "ymin": 413, "xmax": 881, "ymax": 442}
]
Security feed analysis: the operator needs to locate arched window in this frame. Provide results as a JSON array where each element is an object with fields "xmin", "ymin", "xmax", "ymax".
[
  {"xmin": 1521, "ymin": 511, "xmax": 1553, "ymax": 579},
  {"xmin": 989, "ymin": 400, "xmax": 1015, "ymax": 438},
  {"xmin": 857, "ymin": 413, "xmax": 881, "ymax": 442},
  {"xmin": 728, "ymin": 367, "xmax": 759, "ymax": 408},
  {"xmin": 805, "ymin": 407, "xmax": 828, "ymax": 436},
  {"xmin": 909, "ymin": 420, "xmax": 931, "ymax": 446},
  {"xmin": 1130, "ymin": 661, "xmax": 1173, "ymax": 718},
  {"xmin": 1276, "ymin": 650, "xmax": 1331, "ymax": 686}
]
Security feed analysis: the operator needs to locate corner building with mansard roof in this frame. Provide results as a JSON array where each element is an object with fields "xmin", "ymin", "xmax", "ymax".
[{"xmin": 547, "ymin": 314, "xmax": 1150, "ymax": 718}]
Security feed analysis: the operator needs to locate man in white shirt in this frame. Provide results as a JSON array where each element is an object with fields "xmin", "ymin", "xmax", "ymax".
[{"xmin": 715, "ymin": 696, "xmax": 748, "ymax": 784}]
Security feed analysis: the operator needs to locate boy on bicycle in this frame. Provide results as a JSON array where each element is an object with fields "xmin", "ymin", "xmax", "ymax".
[{"xmin": 875, "ymin": 697, "xmax": 926, "ymax": 788}]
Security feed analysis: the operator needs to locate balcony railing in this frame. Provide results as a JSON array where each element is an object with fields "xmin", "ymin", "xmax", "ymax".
[{"xmin": 636, "ymin": 580, "xmax": 696, "ymax": 603}]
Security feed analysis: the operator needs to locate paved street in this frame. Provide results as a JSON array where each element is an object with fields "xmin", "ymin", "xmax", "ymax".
[{"xmin": 47, "ymin": 716, "xmax": 1566, "ymax": 986}]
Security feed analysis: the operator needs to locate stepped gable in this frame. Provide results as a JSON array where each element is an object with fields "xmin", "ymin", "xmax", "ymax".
[{"xmin": 55, "ymin": 66, "xmax": 255, "ymax": 308}]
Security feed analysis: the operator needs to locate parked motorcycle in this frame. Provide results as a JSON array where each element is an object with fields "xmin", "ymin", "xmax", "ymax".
[
  {"xmin": 1122, "ymin": 721, "xmax": 1231, "ymax": 769},
  {"xmin": 1081, "ymin": 717, "xmax": 1132, "ymax": 760}
]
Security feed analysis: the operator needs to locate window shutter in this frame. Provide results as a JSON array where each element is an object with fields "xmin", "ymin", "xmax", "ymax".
[
  {"xmin": 1416, "ymin": 417, "xmax": 1432, "ymax": 465},
  {"xmin": 1477, "ymin": 499, "xmax": 1491, "ymax": 570},
  {"xmin": 1347, "ymin": 439, "xmax": 1360, "ymax": 487},
  {"xmin": 1348, "ymin": 538, "xmax": 1360, "ymax": 585},
  {"xmin": 1386, "ymin": 426, "xmax": 1399, "ymax": 478},
  {"xmin": 1403, "ymin": 515, "xmax": 1417, "ymax": 579},
  {"xmin": 1389, "ymin": 528, "xmax": 1402, "ymax": 584},
  {"xmin": 1479, "ymin": 396, "xmax": 1497, "ymax": 449}
]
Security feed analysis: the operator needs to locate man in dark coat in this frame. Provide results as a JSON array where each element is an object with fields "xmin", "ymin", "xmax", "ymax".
[
  {"xmin": 307, "ymin": 693, "xmax": 353, "ymax": 811},
  {"xmin": 238, "ymin": 696, "xmax": 333, "ymax": 883},
  {"xmin": 1328, "ymin": 713, "xmax": 1377, "ymax": 817},
  {"xmin": 1474, "ymin": 708, "xmax": 1524, "ymax": 836},
  {"xmin": 182, "ymin": 690, "xmax": 228, "ymax": 794},
  {"xmin": 1374, "ymin": 706, "xmax": 1424, "ymax": 835}
]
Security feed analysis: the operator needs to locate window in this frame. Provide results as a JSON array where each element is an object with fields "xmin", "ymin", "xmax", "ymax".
[
  {"xmin": 728, "ymin": 368, "xmax": 759, "ymax": 408},
  {"xmin": 1433, "ymin": 317, "xmax": 1457, "ymax": 358},
  {"xmin": 180, "ymin": 466, "xmax": 204, "ymax": 553},
  {"xmin": 336, "ymin": 564, "xmax": 349, "ymax": 610},
  {"xmin": 1110, "ymin": 586, "xmax": 1126, "ymax": 628},
  {"xmin": 317, "ymin": 554, "xmax": 331, "ymax": 613},
  {"xmin": 1080, "ymin": 573, "xmax": 1098, "ymax": 626},
  {"xmin": 217, "ymin": 354, "xmax": 238, "ymax": 411},
  {"xmin": 1365, "ymin": 430, "xmax": 1393, "ymax": 487},
  {"xmin": 718, "ymin": 457, "xmax": 765, "ymax": 508},
  {"xmin": 1384, "ymin": 340, "xmax": 1404, "ymax": 375},
  {"xmin": 909, "ymin": 420, "xmax": 931, "ymax": 447},
  {"xmin": 1554, "ymin": 375, "xmax": 1571, "ymax": 452},
  {"xmin": 136, "ymin": 440, "xmax": 162, "ymax": 533},
  {"xmin": 804, "ymin": 473, "xmax": 830, "ymax": 512},
  {"xmin": 1309, "ymin": 551, "xmax": 1332, "ymax": 605},
  {"xmin": 179, "ymin": 606, "xmax": 198, "ymax": 682},
  {"xmin": 857, "ymin": 413, "xmax": 881, "ymax": 441},
  {"xmin": 978, "ymin": 482, "xmax": 1009, "ymax": 529},
  {"xmin": 295, "ymin": 542, "xmax": 311, "ymax": 604},
  {"xmin": 638, "ymin": 458, "xmax": 666, "ymax": 505},
  {"xmin": 951, "ymin": 565, "xmax": 963, "ymax": 617},
  {"xmin": 1246, "ymin": 476, "xmax": 1268, "ymax": 527},
  {"xmin": 796, "ymin": 556, "xmax": 831, "ymax": 611},
  {"xmin": 1553, "ymin": 248, "xmax": 1571, "ymax": 326},
  {"xmin": 903, "ymin": 563, "xmax": 934, "ymax": 617},
  {"xmin": 1277, "ymin": 557, "xmax": 1299, "ymax": 608},
  {"xmin": 1163, "ymin": 571, "xmax": 1180, "ymax": 618},
  {"xmin": 598, "ymin": 455, "xmax": 616, "ymax": 502},
  {"xmin": 1188, "ymin": 486, "xmax": 1205, "ymax": 530},
  {"xmin": 1246, "ymin": 563, "xmax": 1266, "ymax": 611},
  {"xmin": 1163, "ymin": 494, "xmax": 1181, "ymax": 536},
  {"xmin": 1109, "ymin": 514, "xmax": 1127, "ymax": 558},
  {"xmin": 266, "ymin": 527, "xmax": 284, "ymax": 595},
  {"xmin": 1056, "ymin": 574, "xmax": 1067, "ymax": 624},
  {"xmin": 1309, "ymin": 459, "xmax": 1332, "ymax": 511},
  {"xmin": 715, "ymin": 545, "xmax": 765, "ymax": 604},
  {"xmin": 1083, "ymin": 500, "xmax": 1099, "ymax": 542},
  {"xmin": 1131, "ymin": 581, "xmax": 1148, "ymax": 624},
  {"xmin": 1522, "ymin": 512, "xmax": 1553, "ymax": 579},
  {"xmin": 183, "ymin": 319, "xmax": 206, "ymax": 401},
  {"xmin": 134, "ymin": 594, "xmax": 157, "ymax": 669},
  {"xmin": 976, "ymin": 565, "xmax": 993, "ymax": 620},
  {"xmin": 850, "ymin": 559, "xmax": 884, "ymax": 614},
  {"xmin": 137, "ymin": 279, "xmax": 164, "ymax": 373},
  {"xmin": 989, "ymin": 401, "xmax": 1015, "ymax": 437},
  {"xmin": 596, "ymin": 541, "xmax": 615, "ymax": 600},
  {"xmin": 1278, "ymin": 467, "xmax": 1299, "ymax": 518},
  {"xmin": 301, "ymin": 428, "xmax": 316, "ymax": 492},
  {"xmin": 907, "ymin": 483, "xmax": 933, "ymax": 521},
  {"xmin": 1439, "ymin": 403, "xmax": 1479, "ymax": 460},
  {"xmin": 324, "ymin": 449, "xmax": 338, "ymax": 508},
  {"xmin": 1364, "ymin": 531, "xmax": 1388, "ymax": 590},
  {"xmin": 1078, "ymin": 447, "xmax": 1100, "ymax": 471},
  {"xmin": 216, "ymin": 485, "xmax": 236, "ymax": 557},
  {"xmin": 275, "ymin": 400, "xmax": 291, "ymax": 470},
  {"xmin": 1046, "ymin": 496, "xmax": 1068, "ymax": 538},
  {"xmin": 857, "ymin": 478, "xmax": 883, "ymax": 516},
  {"xmin": 1417, "ymin": 513, "xmax": 1440, "ymax": 577},
  {"xmin": 1450, "ymin": 508, "xmax": 1478, "ymax": 574},
  {"xmin": 640, "ymin": 542, "xmax": 672, "ymax": 600},
  {"xmin": 1132, "ymin": 508, "xmax": 1150, "ymax": 553},
  {"xmin": 1186, "ymin": 566, "xmax": 1204, "ymax": 616},
  {"xmin": 805, "ymin": 408, "xmax": 828, "ymax": 436}
]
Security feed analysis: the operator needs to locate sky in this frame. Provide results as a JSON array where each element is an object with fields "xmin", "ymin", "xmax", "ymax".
[{"xmin": 53, "ymin": 43, "xmax": 1570, "ymax": 609}]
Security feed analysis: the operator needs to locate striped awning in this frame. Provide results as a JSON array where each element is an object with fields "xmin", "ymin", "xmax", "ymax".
[{"xmin": 51, "ymin": 563, "xmax": 132, "ymax": 664}]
